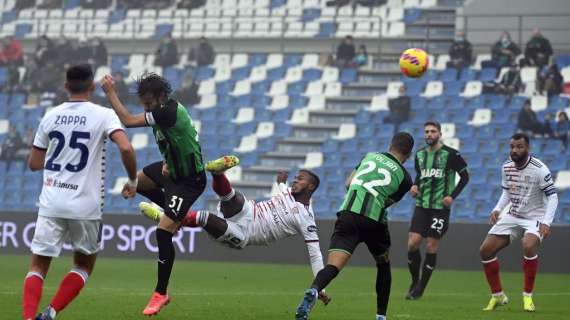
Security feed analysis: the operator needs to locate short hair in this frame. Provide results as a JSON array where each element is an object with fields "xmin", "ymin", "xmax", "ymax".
[
  {"xmin": 136, "ymin": 73, "xmax": 172, "ymax": 99},
  {"xmin": 390, "ymin": 132, "xmax": 415, "ymax": 156},
  {"xmin": 66, "ymin": 64, "xmax": 94, "ymax": 94},
  {"xmin": 511, "ymin": 133, "xmax": 530, "ymax": 145},
  {"xmin": 424, "ymin": 121, "xmax": 441, "ymax": 131},
  {"xmin": 299, "ymin": 169, "xmax": 320, "ymax": 192}
]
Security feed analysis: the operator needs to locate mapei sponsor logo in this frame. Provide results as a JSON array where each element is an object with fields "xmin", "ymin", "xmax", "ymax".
[
  {"xmin": 44, "ymin": 178, "xmax": 79, "ymax": 191},
  {"xmin": 421, "ymin": 168, "xmax": 443, "ymax": 178}
]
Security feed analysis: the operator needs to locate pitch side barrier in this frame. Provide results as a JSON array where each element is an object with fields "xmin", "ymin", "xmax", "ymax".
[{"xmin": 0, "ymin": 212, "xmax": 568, "ymax": 273}]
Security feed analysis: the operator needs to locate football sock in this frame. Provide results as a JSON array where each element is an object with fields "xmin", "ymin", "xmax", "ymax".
[
  {"xmin": 212, "ymin": 173, "xmax": 234, "ymax": 200},
  {"xmin": 138, "ymin": 188, "xmax": 165, "ymax": 208},
  {"xmin": 311, "ymin": 264, "xmax": 339, "ymax": 292},
  {"xmin": 182, "ymin": 210, "xmax": 209, "ymax": 227},
  {"xmin": 482, "ymin": 257, "xmax": 503, "ymax": 294},
  {"xmin": 376, "ymin": 262, "xmax": 391, "ymax": 316},
  {"xmin": 407, "ymin": 250, "xmax": 421, "ymax": 289},
  {"xmin": 51, "ymin": 267, "xmax": 88, "ymax": 312},
  {"xmin": 523, "ymin": 255, "xmax": 538, "ymax": 295},
  {"xmin": 23, "ymin": 272, "xmax": 44, "ymax": 319},
  {"xmin": 419, "ymin": 253, "xmax": 437, "ymax": 291},
  {"xmin": 155, "ymin": 228, "xmax": 175, "ymax": 295}
]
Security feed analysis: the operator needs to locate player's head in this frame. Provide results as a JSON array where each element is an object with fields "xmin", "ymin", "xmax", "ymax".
[
  {"xmin": 65, "ymin": 64, "xmax": 94, "ymax": 95},
  {"xmin": 424, "ymin": 121, "xmax": 441, "ymax": 146},
  {"xmin": 389, "ymin": 132, "xmax": 414, "ymax": 162},
  {"xmin": 291, "ymin": 169, "xmax": 320, "ymax": 198},
  {"xmin": 510, "ymin": 133, "xmax": 530, "ymax": 163},
  {"xmin": 136, "ymin": 73, "xmax": 172, "ymax": 112}
]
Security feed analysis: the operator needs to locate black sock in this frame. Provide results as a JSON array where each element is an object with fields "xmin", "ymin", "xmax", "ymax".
[
  {"xmin": 138, "ymin": 188, "xmax": 165, "ymax": 208},
  {"xmin": 419, "ymin": 253, "xmax": 437, "ymax": 291},
  {"xmin": 376, "ymin": 262, "xmax": 391, "ymax": 316},
  {"xmin": 311, "ymin": 265, "xmax": 339, "ymax": 292},
  {"xmin": 407, "ymin": 250, "xmax": 421, "ymax": 289},
  {"xmin": 155, "ymin": 228, "xmax": 175, "ymax": 295}
]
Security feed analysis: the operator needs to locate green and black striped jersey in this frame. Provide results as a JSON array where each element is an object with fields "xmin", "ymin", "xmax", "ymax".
[
  {"xmin": 414, "ymin": 144, "xmax": 468, "ymax": 210},
  {"xmin": 145, "ymin": 99, "xmax": 204, "ymax": 181},
  {"xmin": 339, "ymin": 152, "xmax": 413, "ymax": 224}
]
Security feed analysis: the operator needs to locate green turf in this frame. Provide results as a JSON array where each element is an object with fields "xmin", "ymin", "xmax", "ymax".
[{"xmin": 2, "ymin": 254, "xmax": 568, "ymax": 319}]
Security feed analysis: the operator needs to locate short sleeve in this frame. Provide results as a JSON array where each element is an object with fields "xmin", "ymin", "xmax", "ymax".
[
  {"xmin": 145, "ymin": 99, "xmax": 177, "ymax": 127},
  {"xmin": 105, "ymin": 110, "xmax": 124, "ymax": 138},
  {"xmin": 297, "ymin": 207, "xmax": 319, "ymax": 242},
  {"xmin": 449, "ymin": 150, "xmax": 468, "ymax": 173},
  {"xmin": 32, "ymin": 116, "xmax": 49, "ymax": 150},
  {"xmin": 539, "ymin": 165, "xmax": 556, "ymax": 196}
]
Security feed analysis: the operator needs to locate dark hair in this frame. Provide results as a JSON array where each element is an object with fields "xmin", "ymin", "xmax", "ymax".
[
  {"xmin": 424, "ymin": 121, "xmax": 441, "ymax": 131},
  {"xmin": 66, "ymin": 64, "xmax": 94, "ymax": 94},
  {"xmin": 511, "ymin": 133, "xmax": 530, "ymax": 145},
  {"xmin": 299, "ymin": 169, "xmax": 320, "ymax": 193},
  {"xmin": 390, "ymin": 132, "xmax": 415, "ymax": 156},
  {"xmin": 136, "ymin": 73, "xmax": 172, "ymax": 99}
]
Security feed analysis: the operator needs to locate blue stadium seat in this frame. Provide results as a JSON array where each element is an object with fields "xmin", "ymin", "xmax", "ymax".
[
  {"xmin": 479, "ymin": 68, "xmax": 497, "ymax": 82},
  {"xmin": 249, "ymin": 54, "xmax": 267, "ymax": 67},
  {"xmin": 317, "ymin": 22, "xmax": 336, "ymax": 38},
  {"xmin": 440, "ymin": 68, "xmax": 458, "ymax": 82},
  {"xmin": 340, "ymin": 68, "xmax": 357, "ymax": 84},
  {"xmin": 283, "ymin": 54, "xmax": 302, "ymax": 67},
  {"xmin": 154, "ymin": 24, "xmax": 174, "ymax": 40},
  {"xmin": 266, "ymin": 66, "xmax": 286, "ymax": 81},
  {"xmin": 302, "ymin": 8, "xmax": 321, "ymax": 22},
  {"xmin": 459, "ymin": 68, "xmax": 477, "ymax": 82}
]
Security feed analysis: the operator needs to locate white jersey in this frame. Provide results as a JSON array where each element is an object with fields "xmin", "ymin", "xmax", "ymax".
[
  {"xmin": 33, "ymin": 101, "xmax": 124, "ymax": 220},
  {"xmin": 501, "ymin": 156, "xmax": 555, "ymax": 220},
  {"xmin": 246, "ymin": 183, "xmax": 319, "ymax": 246}
]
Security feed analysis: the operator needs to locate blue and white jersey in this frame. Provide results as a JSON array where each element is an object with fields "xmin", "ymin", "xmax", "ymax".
[
  {"xmin": 33, "ymin": 102, "xmax": 124, "ymax": 220},
  {"xmin": 501, "ymin": 156, "xmax": 556, "ymax": 220}
]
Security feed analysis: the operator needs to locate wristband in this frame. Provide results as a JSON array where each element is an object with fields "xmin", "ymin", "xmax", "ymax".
[{"xmin": 127, "ymin": 177, "xmax": 138, "ymax": 188}]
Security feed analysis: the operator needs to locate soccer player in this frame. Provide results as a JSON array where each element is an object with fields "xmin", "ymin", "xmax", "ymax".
[
  {"xmin": 140, "ymin": 156, "xmax": 331, "ymax": 304},
  {"xmin": 479, "ymin": 133, "xmax": 558, "ymax": 312},
  {"xmin": 406, "ymin": 121, "xmax": 469, "ymax": 300},
  {"xmin": 101, "ymin": 73, "xmax": 206, "ymax": 315},
  {"xmin": 294, "ymin": 132, "xmax": 415, "ymax": 320},
  {"xmin": 23, "ymin": 64, "xmax": 138, "ymax": 320}
]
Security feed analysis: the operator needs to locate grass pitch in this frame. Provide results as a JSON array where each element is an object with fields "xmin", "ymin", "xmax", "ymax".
[{"xmin": 2, "ymin": 254, "xmax": 568, "ymax": 319}]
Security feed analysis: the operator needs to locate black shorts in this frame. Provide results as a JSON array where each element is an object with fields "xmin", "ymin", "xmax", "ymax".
[
  {"xmin": 142, "ymin": 161, "xmax": 207, "ymax": 221},
  {"xmin": 329, "ymin": 212, "xmax": 391, "ymax": 261},
  {"xmin": 409, "ymin": 207, "xmax": 450, "ymax": 239}
]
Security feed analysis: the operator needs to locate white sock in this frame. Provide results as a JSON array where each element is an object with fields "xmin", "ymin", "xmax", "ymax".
[{"xmin": 219, "ymin": 189, "xmax": 235, "ymax": 202}]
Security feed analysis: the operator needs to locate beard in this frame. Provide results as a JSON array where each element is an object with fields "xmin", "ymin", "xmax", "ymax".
[
  {"xmin": 510, "ymin": 152, "xmax": 528, "ymax": 163},
  {"xmin": 425, "ymin": 137, "xmax": 439, "ymax": 146}
]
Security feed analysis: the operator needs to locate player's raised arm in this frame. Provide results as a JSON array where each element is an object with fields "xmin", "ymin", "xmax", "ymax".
[
  {"xmin": 109, "ymin": 129, "xmax": 137, "ymax": 198},
  {"xmin": 101, "ymin": 74, "xmax": 147, "ymax": 128}
]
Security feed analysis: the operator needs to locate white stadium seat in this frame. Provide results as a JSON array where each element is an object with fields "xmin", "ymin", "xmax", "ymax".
[
  {"xmin": 255, "ymin": 122, "xmax": 275, "ymax": 139},
  {"xmin": 303, "ymin": 152, "xmax": 323, "ymax": 169},
  {"xmin": 422, "ymin": 81, "xmax": 443, "ymax": 98},
  {"xmin": 386, "ymin": 81, "xmax": 404, "ymax": 98},
  {"xmin": 321, "ymin": 67, "xmax": 339, "ymax": 83},
  {"xmin": 269, "ymin": 95, "xmax": 289, "ymax": 110},
  {"xmin": 266, "ymin": 53, "xmax": 284, "ymax": 69},
  {"xmin": 367, "ymin": 95, "xmax": 389, "ymax": 112},
  {"xmin": 304, "ymin": 81, "xmax": 324, "ymax": 97},
  {"xmin": 531, "ymin": 95, "xmax": 548, "ymax": 112},
  {"xmin": 324, "ymin": 82, "xmax": 342, "ymax": 97},
  {"xmin": 441, "ymin": 123, "xmax": 456, "ymax": 139},
  {"xmin": 231, "ymin": 80, "xmax": 251, "ymax": 96},
  {"xmin": 468, "ymin": 108, "xmax": 492, "ymax": 127},
  {"xmin": 554, "ymin": 171, "xmax": 570, "ymax": 190},
  {"xmin": 287, "ymin": 108, "xmax": 310, "ymax": 124},
  {"xmin": 198, "ymin": 79, "xmax": 216, "ymax": 96},
  {"xmin": 269, "ymin": 80, "xmax": 288, "ymax": 96},
  {"xmin": 234, "ymin": 135, "xmax": 258, "ymax": 153},
  {"xmin": 333, "ymin": 123, "xmax": 356, "ymax": 140},
  {"xmin": 232, "ymin": 108, "xmax": 255, "ymax": 124},
  {"xmin": 461, "ymin": 81, "xmax": 482, "ymax": 98},
  {"xmin": 307, "ymin": 96, "xmax": 325, "ymax": 110},
  {"xmin": 250, "ymin": 66, "xmax": 267, "ymax": 82},
  {"xmin": 198, "ymin": 94, "xmax": 217, "ymax": 109}
]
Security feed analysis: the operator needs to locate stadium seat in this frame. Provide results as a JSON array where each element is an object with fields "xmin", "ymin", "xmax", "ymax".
[
  {"xmin": 303, "ymin": 152, "xmax": 323, "ymax": 169},
  {"xmin": 554, "ymin": 171, "xmax": 570, "ymax": 190},
  {"xmin": 269, "ymin": 80, "xmax": 288, "ymax": 96},
  {"xmin": 461, "ymin": 81, "xmax": 482, "ymax": 98},
  {"xmin": 307, "ymin": 95, "xmax": 325, "ymax": 110},
  {"xmin": 441, "ymin": 123, "xmax": 456, "ymax": 138},
  {"xmin": 367, "ymin": 95, "xmax": 389, "ymax": 112},
  {"xmin": 531, "ymin": 95, "xmax": 548, "ymax": 112},
  {"xmin": 232, "ymin": 80, "xmax": 251, "ymax": 96},
  {"xmin": 268, "ymin": 95, "xmax": 289, "ymax": 110},
  {"xmin": 255, "ymin": 122, "xmax": 275, "ymax": 139},
  {"xmin": 234, "ymin": 135, "xmax": 258, "ymax": 153},
  {"xmin": 324, "ymin": 82, "xmax": 342, "ymax": 97},
  {"xmin": 232, "ymin": 108, "xmax": 255, "ymax": 124},
  {"xmin": 421, "ymin": 81, "xmax": 443, "ymax": 98},
  {"xmin": 321, "ymin": 66, "xmax": 339, "ymax": 83},
  {"xmin": 468, "ymin": 108, "xmax": 492, "ymax": 127},
  {"xmin": 333, "ymin": 123, "xmax": 356, "ymax": 140},
  {"xmin": 250, "ymin": 66, "xmax": 267, "ymax": 82},
  {"xmin": 287, "ymin": 108, "xmax": 309, "ymax": 124},
  {"xmin": 304, "ymin": 81, "xmax": 324, "ymax": 97}
]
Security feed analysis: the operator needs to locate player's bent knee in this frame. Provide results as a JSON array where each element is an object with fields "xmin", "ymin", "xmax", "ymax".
[{"xmin": 374, "ymin": 252, "xmax": 390, "ymax": 266}]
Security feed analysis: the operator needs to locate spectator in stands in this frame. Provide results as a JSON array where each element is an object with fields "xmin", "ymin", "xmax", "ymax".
[
  {"xmin": 174, "ymin": 72, "xmax": 200, "ymax": 107},
  {"xmin": 555, "ymin": 111, "xmax": 570, "ymax": 151},
  {"xmin": 74, "ymin": 38, "xmax": 93, "ymax": 65},
  {"xmin": 353, "ymin": 45, "xmax": 369, "ymax": 67},
  {"xmin": 54, "ymin": 37, "xmax": 73, "ymax": 67},
  {"xmin": 38, "ymin": 0, "xmax": 63, "ymax": 9},
  {"xmin": 489, "ymin": 31, "xmax": 520, "ymax": 68},
  {"xmin": 190, "ymin": 37, "xmax": 215, "ymax": 67},
  {"xmin": 34, "ymin": 35, "xmax": 56, "ymax": 68},
  {"xmin": 336, "ymin": 36, "xmax": 356, "ymax": 68},
  {"xmin": 318, "ymin": 52, "xmax": 335, "ymax": 67},
  {"xmin": 524, "ymin": 28, "xmax": 553, "ymax": 68},
  {"xmin": 15, "ymin": 0, "xmax": 36, "ymax": 10},
  {"xmin": 517, "ymin": 100, "xmax": 546, "ymax": 136},
  {"xmin": 447, "ymin": 31, "xmax": 472, "ymax": 69},
  {"xmin": 177, "ymin": 0, "xmax": 206, "ymax": 9},
  {"xmin": 89, "ymin": 37, "xmax": 108, "ymax": 71},
  {"xmin": 383, "ymin": 84, "xmax": 410, "ymax": 132},
  {"xmin": 32, "ymin": 61, "xmax": 63, "ymax": 93},
  {"xmin": 154, "ymin": 32, "xmax": 179, "ymax": 68},
  {"xmin": 0, "ymin": 36, "xmax": 23, "ymax": 66},
  {"xmin": 0, "ymin": 125, "xmax": 25, "ymax": 171},
  {"xmin": 4, "ymin": 65, "xmax": 21, "ymax": 93},
  {"xmin": 537, "ymin": 64, "xmax": 563, "ymax": 96},
  {"xmin": 81, "ymin": 0, "xmax": 112, "ymax": 9},
  {"xmin": 495, "ymin": 64, "xmax": 522, "ymax": 96}
]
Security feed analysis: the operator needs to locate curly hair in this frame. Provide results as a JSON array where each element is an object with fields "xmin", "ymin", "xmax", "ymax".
[{"xmin": 136, "ymin": 72, "xmax": 172, "ymax": 99}]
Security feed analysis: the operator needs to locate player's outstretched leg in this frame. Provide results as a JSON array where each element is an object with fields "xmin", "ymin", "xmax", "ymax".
[
  {"xmin": 140, "ymin": 202, "xmax": 163, "ymax": 222},
  {"xmin": 295, "ymin": 288, "xmax": 318, "ymax": 320},
  {"xmin": 205, "ymin": 155, "xmax": 240, "ymax": 174}
]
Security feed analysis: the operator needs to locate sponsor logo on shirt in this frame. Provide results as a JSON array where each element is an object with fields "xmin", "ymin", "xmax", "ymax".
[
  {"xmin": 307, "ymin": 225, "xmax": 318, "ymax": 233},
  {"xmin": 421, "ymin": 168, "xmax": 443, "ymax": 178},
  {"xmin": 43, "ymin": 178, "xmax": 79, "ymax": 191}
]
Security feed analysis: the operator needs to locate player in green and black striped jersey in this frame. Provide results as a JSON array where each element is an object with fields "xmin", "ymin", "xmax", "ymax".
[
  {"xmin": 102, "ymin": 73, "xmax": 206, "ymax": 316},
  {"xmin": 406, "ymin": 121, "xmax": 469, "ymax": 301},
  {"xmin": 295, "ymin": 132, "xmax": 414, "ymax": 320}
]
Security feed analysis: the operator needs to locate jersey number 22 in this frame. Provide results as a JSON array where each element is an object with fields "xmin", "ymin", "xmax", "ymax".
[{"xmin": 351, "ymin": 160, "xmax": 392, "ymax": 197}]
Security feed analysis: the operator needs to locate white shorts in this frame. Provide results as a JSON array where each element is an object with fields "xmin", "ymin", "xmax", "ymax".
[
  {"xmin": 212, "ymin": 198, "xmax": 254, "ymax": 249},
  {"xmin": 31, "ymin": 216, "xmax": 102, "ymax": 257},
  {"xmin": 488, "ymin": 214, "xmax": 542, "ymax": 241}
]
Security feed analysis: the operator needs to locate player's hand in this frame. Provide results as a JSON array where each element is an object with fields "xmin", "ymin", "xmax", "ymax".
[
  {"xmin": 489, "ymin": 210, "xmax": 500, "ymax": 225},
  {"xmin": 410, "ymin": 185, "xmax": 420, "ymax": 198},
  {"xmin": 276, "ymin": 171, "xmax": 288, "ymax": 184},
  {"xmin": 318, "ymin": 290, "xmax": 331, "ymax": 306},
  {"xmin": 100, "ymin": 74, "xmax": 115, "ymax": 94},
  {"xmin": 162, "ymin": 162, "xmax": 170, "ymax": 177},
  {"xmin": 539, "ymin": 223, "xmax": 551, "ymax": 239},
  {"xmin": 442, "ymin": 196, "xmax": 453, "ymax": 208},
  {"xmin": 121, "ymin": 184, "xmax": 137, "ymax": 199}
]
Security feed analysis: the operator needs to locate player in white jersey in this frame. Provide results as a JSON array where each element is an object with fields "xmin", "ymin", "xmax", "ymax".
[
  {"xmin": 22, "ymin": 65, "xmax": 138, "ymax": 320},
  {"xmin": 479, "ymin": 133, "xmax": 558, "ymax": 313},
  {"xmin": 140, "ymin": 156, "xmax": 331, "ymax": 305}
]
